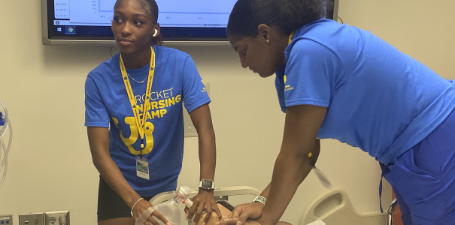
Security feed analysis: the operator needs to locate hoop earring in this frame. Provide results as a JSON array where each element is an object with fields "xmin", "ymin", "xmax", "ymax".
[{"xmin": 153, "ymin": 29, "xmax": 158, "ymax": 37}]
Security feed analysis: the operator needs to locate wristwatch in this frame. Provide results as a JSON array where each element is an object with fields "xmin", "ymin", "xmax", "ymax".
[
  {"xmin": 252, "ymin": 195, "xmax": 267, "ymax": 205},
  {"xmin": 199, "ymin": 180, "xmax": 215, "ymax": 190}
]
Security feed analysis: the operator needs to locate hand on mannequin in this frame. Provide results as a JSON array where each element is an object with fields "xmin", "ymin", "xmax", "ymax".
[
  {"xmin": 187, "ymin": 189, "xmax": 222, "ymax": 224},
  {"xmin": 217, "ymin": 202, "xmax": 264, "ymax": 225}
]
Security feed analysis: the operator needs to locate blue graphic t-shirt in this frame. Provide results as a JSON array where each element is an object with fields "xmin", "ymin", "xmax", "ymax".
[
  {"xmin": 275, "ymin": 19, "xmax": 455, "ymax": 165},
  {"xmin": 85, "ymin": 46, "xmax": 210, "ymax": 196}
]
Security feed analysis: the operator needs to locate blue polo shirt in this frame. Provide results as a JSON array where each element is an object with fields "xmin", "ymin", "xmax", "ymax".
[
  {"xmin": 275, "ymin": 19, "xmax": 455, "ymax": 165},
  {"xmin": 85, "ymin": 46, "xmax": 210, "ymax": 196}
]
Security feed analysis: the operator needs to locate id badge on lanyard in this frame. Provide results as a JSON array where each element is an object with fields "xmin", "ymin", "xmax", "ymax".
[
  {"xmin": 136, "ymin": 156, "xmax": 150, "ymax": 180},
  {"xmin": 120, "ymin": 47, "xmax": 156, "ymax": 180}
]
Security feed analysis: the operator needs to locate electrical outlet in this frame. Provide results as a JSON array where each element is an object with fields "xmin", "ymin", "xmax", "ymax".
[
  {"xmin": 19, "ymin": 213, "xmax": 45, "ymax": 225},
  {"xmin": 44, "ymin": 211, "xmax": 69, "ymax": 225},
  {"xmin": 0, "ymin": 215, "xmax": 13, "ymax": 225}
]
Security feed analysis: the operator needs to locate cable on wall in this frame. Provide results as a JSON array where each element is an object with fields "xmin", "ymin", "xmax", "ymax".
[{"xmin": 0, "ymin": 100, "xmax": 12, "ymax": 189}]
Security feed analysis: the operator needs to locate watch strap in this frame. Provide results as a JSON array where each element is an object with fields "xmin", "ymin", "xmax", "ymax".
[{"xmin": 199, "ymin": 180, "xmax": 215, "ymax": 190}]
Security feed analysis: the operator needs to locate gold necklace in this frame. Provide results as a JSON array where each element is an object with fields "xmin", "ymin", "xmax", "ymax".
[{"xmin": 127, "ymin": 73, "xmax": 147, "ymax": 84}]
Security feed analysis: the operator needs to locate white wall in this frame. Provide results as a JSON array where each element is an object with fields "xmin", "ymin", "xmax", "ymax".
[{"xmin": 1, "ymin": 0, "xmax": 454, "ymax": 224}]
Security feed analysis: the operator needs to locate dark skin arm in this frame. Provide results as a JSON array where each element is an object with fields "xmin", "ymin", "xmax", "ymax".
[
  {"xmin": 186, "ymin": 104, "xmax": 222, "ymax": 224},
  {"xmin": 87, "ymin": 127, "xmax": 169, "ymax": 225},
  {"xmin": 220, "ymin": 140, "xmax": 320, "ymax": 224},
  {"xmin": 218, "ymin": 104, "xmax": 326, "ymax": 225},
  {"xmin": 258, "ymin": 104, "xmax": 326, "ymax": 225},
  {"xmin": 260, "ymin": 137, "xmax": 320, "ymax": 199}
]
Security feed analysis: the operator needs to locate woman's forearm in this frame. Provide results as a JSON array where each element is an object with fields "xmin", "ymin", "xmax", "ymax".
[
  {"xmin": 88, "ymin": 127, "xmax": 141, "ymax": 208},
  {"xmin": 191, "ymin": 104, "xmax": 217, "ymax": 181},
  {"xmin": 260, "ymin": 139, "xmax": 320, "ymax": 198},
  {"xmin": 260, "ymin": 105, "xmax": 326, "ymax": 225},
  {"xmin": 198, "ymin": 124, "xmax": 216, "ymax": 181},
  {"xmin": 93, "ymin": 155, "xmax": 142, "ymax": 208},
  {"xmin": 260, "ymin": 144, "xmax": 315, "ymax": 225}
]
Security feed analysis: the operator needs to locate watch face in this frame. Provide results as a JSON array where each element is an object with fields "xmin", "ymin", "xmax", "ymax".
[{"xmin": 201, "ymin": 180, "xmax": 213, "ymax": 188}]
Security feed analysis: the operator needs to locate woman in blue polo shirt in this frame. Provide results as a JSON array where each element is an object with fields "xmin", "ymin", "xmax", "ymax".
[
  {"xmin": 218, "ymin": 0, "xmax": 455, "ymax": 224},
  {"xmin": 84, "ymin": 0, "xmax": 221, "ymax": 224}
]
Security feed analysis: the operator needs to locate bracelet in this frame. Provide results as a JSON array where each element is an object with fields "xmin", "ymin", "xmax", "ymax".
[
  {"xmin": 252, "ymin": 195, "xmax": 267, "ymax": 205},
  {"xmin": 130, "ymin": 198, "xmax": 144, "ymax": 217}
]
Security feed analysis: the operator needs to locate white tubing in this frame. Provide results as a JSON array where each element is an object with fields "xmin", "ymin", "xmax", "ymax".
[
  {"xmin": 0, "ymin": 100, "xmax": 12, "ymax": 189},
  {"xmin": 0, "ymin": 100, "xmax": 8, "ymax": 139},
  {"xmin": 135, "ymin": 206, "xmax": 156, "ymax": 225}
]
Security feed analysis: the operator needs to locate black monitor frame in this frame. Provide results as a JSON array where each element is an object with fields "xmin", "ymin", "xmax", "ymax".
[{"xmin": 41, "ymin": 0, "xmax": 339, "ymax": 45}]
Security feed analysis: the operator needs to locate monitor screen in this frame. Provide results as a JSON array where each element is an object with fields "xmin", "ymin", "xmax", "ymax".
[{"xmin": 42, "ymin": 0, "xmax": 339, "ymax": 45}]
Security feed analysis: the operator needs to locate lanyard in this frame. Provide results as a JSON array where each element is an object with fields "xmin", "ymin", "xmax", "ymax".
[
  {"xmin": 119, "ymin": 47, "xmax": 155, "ymax": 155},
  {"xmin": 288, "ymin": 31, "xmax": 295, "ymax": 45}
]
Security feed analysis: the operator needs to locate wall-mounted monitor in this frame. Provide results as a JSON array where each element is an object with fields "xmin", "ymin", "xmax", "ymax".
[{"xmin": 41, "ymin": 0, "xmax": 339, "ymax": 45}]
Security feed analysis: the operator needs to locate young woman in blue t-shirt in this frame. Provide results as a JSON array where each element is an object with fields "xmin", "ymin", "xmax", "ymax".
[
  {"xmin": 84, "ymin": 0, "xmax": 221, "ymax": 224},
  {"xmin": 218, "ymin": 0, "xmax": 455, "ymax": 225}
]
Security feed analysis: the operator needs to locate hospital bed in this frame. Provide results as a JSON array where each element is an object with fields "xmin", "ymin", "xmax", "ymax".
[
  {"xmin": 387, "ymin": 199, "xmax": 399, "ymax": 225},
  {"xmin": 149, "ymin": 186, "xmax": 398, "ymax": 225},
  {"xmin": 300, "ymin": 188, "xmax": 400, "ymax": 225}
]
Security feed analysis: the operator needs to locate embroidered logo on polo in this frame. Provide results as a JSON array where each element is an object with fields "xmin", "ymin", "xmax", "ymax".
[{"xmin": 284, "ymin": 75, "xmax": 294, "ymax": 91}]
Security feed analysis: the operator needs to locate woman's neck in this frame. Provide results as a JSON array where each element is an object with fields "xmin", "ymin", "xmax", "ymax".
[
  {"xmin": 121, "ymin": 46, "xmax": 152, "ymax": 69},
  {"xmin": 277, "ymin": 34, "xmax": 291, "ymax": 65}
]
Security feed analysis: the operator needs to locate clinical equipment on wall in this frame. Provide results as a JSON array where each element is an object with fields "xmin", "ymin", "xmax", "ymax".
[{"xmin": 0, "ymin": 100, "xmax": 12, "ymax": 189}]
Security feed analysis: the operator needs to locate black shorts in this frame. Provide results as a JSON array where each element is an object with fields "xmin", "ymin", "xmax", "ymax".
[{"xmin": 97, "ymin": 177, "xmax": 153, "ymax": 222}]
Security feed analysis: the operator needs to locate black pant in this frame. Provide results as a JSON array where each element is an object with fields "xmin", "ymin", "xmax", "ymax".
[{"xmin": 97, "ymin": 177, "xmax": 153, "ymax": 222}]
